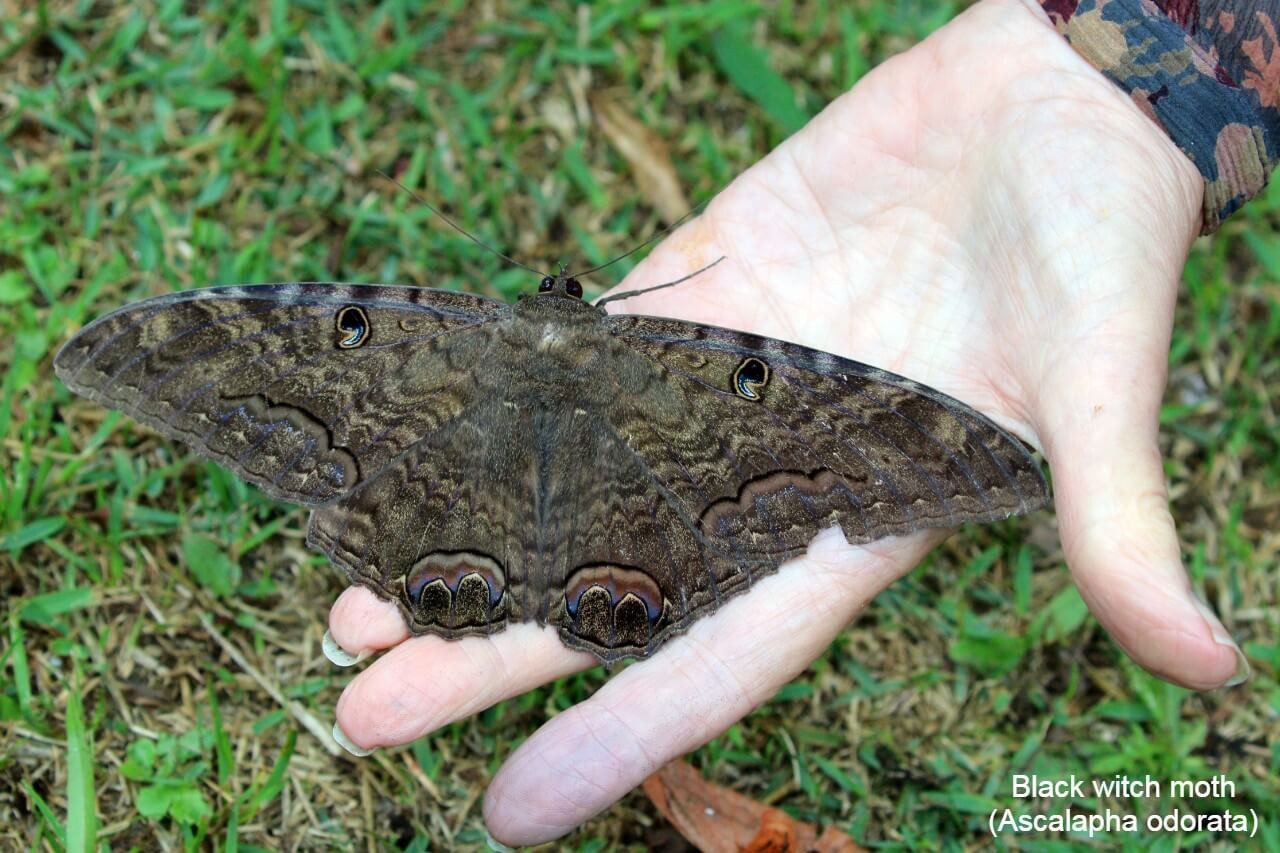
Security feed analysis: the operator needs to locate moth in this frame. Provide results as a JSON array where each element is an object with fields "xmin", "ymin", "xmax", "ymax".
[{"xmin": 54, "ymin": 270, "xmax": 1048, "ymax": 663}]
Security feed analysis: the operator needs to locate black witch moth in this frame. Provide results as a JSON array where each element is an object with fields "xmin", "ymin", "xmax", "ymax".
[{"xmin": 54, "ymin": 273, "xmax": 1048, "ymax": 662}]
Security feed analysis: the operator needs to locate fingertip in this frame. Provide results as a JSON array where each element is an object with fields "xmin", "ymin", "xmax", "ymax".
[
  {"xmin": 1124, "ymin": 620, "xmax": 1243, "ymax": 691},
  {"xmin": 332, "ymin": 720, "xmax": 376, "ymax": 757},
  {"xmin": 482, "ymin": 706, "xmax": 621, "ymax": 846},
  {"xmin": 322, "ymin": 629, "xmax": 369, "ymax": 667},
  {"xmin": 482, "ymin": 766, "xmax": 526, "ymax": 847},
  {"xmin": 334, "ymin": 624, "xmax": 593, "ymax": 750},
  {"xmin": 327, "ymin": 585, "xmax": 410, "ymax": 658},
  {"xmin": 483, "ymin": 829, "xmax": 517, "ymax": 853},
  {"xmin": 1189, "ymin": 595, "xmax": 1251, "ymax": 688},
  {"xmin": 1066, "ymin": 526, "xmax": 1244, "ymax": 690}
]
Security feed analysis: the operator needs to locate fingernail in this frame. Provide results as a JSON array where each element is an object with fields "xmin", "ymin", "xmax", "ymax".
[
  {"xmin": 485, "ymin": 832, "xmax": 515, "ymax": 853},
  {"xmin": 332, "ymin": 721, "xmax": 375, "ymax": 757},
  {"xmin": 1191, "ymin": 595, "xmax": 1251, "ymax": 687},
  {"xmin": 323, "ymin": 630, "xmax": 370, "ymax": 667}
]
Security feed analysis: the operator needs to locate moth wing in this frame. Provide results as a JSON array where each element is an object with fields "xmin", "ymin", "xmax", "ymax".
[
  {"xmin": 548, "ymin": 313, "xmax": 1049, "ymax": 658},
  {"xmin": 54, "ymin": 283, "xmax": 510, "ymax": 505}
]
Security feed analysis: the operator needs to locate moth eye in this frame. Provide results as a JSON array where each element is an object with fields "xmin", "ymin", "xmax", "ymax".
[
  {"xmin": 566, "ymin": 277, "xmax": 583, "ymax": 299},
  {"xmin": 733, "ymin": 357, "xmax": 770, "ymax": 400},
  {"xmin": 539, "ymin": 276, "xmax": 555, "ymax": 293},
  {"xmin": 335, "ymin": 305, "xmax": 369, "ymax": 349}
]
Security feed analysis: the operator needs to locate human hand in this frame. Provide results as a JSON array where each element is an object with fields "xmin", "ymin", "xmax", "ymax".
[{"xmin": 326, "ymin": 0, "xmax": 1247, "ymax": 844}]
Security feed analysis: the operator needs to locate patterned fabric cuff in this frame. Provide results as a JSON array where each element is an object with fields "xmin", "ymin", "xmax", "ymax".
[{"xmin": 1040, "ymin": 0, "xmax": 1275, "ymax": 232}]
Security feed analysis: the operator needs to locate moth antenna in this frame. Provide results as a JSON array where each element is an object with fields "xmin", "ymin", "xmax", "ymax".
[
  {"xmin": 375, "ymin": 169, "xmax": 549, "ymax": 277},
  {"xmin": 576, "ymin": 200, "xmax": 709, "ymax": 277},
  {"xmin": 594, "ymin": 255, "xmax": 727, "ymax": 308}
]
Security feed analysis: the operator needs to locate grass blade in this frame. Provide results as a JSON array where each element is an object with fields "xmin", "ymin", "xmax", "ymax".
[
  {"xmin": 711, "ymin": 22, "xmax": 810, "ymax": 134},
  {"xmin": 244, "ymin": 728, "xmax": 297, "ymax": 819},
  {"xmin": 23, "ymin": 781, "xmax": 68, "ymax": 849},
  {"xmin": 64, "ymin": 662, "xmax": 96, "ymax": 852}
]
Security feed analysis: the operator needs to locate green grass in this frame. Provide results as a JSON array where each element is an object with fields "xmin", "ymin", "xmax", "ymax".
[{"xmin": 2, "ymin": 1, "xmax": 1276, "ymax": 850}]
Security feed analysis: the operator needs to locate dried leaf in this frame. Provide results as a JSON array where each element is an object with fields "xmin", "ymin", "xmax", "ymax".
[
  {"xmin": 590, "ymin": 93, "xmax": 688, "ymax": 222},
  {"xmin": 643, "ymin": 759, "xmax": 863, "ymax": 853}
]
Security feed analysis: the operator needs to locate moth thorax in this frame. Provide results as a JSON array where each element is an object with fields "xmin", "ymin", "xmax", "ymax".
[{"xmin": 538, "ymin": 323, "xmax": 567, "ymax": 351}]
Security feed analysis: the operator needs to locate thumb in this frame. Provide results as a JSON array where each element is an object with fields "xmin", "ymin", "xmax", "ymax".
[{"xmin": 1037, "ymin": 327, "xmax": 1248, "ymax": 690}]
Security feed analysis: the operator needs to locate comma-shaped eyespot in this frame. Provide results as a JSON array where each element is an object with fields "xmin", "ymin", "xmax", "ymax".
[
  {"xmin": 335, "ymin": 305, "xmax": 370, "ymax": 349},
  {"xmin": 733, "ymin": 357, "xmax": 770, "ymax": 400},
  {"xmin": 402, "ymin": 550, "xmax": 506, "ymax": 631},
  {"xmin": 563, "ymin": 563, "xmax": 667, "ymax": 651}
]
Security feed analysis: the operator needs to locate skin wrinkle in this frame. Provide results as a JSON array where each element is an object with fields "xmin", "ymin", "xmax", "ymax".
[
  {"xmin": 885, "ymin": 251, "xmax": 967, "ymax": 377},
  {"xmin": 450, "ymin": 636, "xmax": 519, "ymax": 722},
  {"xmin": 586, "ymin": 703, "xmax": 661, "ymax": 775},
  {"xmin": 798, "ymin": 100, "xmax": 942, "ymax": 350},
  {"xmin": 827, "ymin": 83, "xmax": 925, "ymax": 178},
  {"xmin": 1016, "ymin": 0, "xmax": 1206, "ymax": 220},
  {"xmin": 693, "ymin": 213, "xmax": 767, "ymax": 333},
  {"xmin": 725, "ymin": 188, "xmax": 820, "ymax": 346},
  {"xmin": 348, "ymin": 645, "xmax": 437, "ymax": 739},
  {"xmin": 533, "ymin": 764, "xmax": 614, "ymax": 821},
  {"xmin": 755, "ymin": 569, "xmax": 852, "ymax": 637},
  {"xmin": 351, "ymin": 665, "xmax": 439, "ymax": 743},
  {"xmin": 1134, "ymin": 628, "xmax": 1232, "ymax": 689},
  {"xmin": 664, "ymin": 630, "xmax": 762, "ymax": 728},
  {"xmin": 784, "ymin": 144, "xmax": 846, "ymax": 283},
  {"xmin": 951, "ymin": 162, "xmax": 1042, "ymax": 398},
  {"xmin": 522, "ymin": 707, "xmax": 628, "ymax": 805},
  {"xmin": 1071, "ymin": 490, "xmax": 1177, "ymax": 583},
  {"xmin": 965, "ymin": 213, "xmax": 1048, "ymax": 424}
]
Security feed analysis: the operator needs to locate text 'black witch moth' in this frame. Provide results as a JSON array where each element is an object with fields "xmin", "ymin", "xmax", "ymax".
[{"xmin": 55, "ymin": 272, "xmax": 1048, "ymax": 662}]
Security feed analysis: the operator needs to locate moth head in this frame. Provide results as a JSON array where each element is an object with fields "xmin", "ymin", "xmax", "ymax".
[{"xmin": 537, "ymin": 273, "xmax": 584, "ymax": 300}]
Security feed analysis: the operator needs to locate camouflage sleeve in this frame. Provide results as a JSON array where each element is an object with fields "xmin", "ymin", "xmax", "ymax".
[{"xmin": 1037, "ymin": 1, "xmax": 1279, "ymax": 231}]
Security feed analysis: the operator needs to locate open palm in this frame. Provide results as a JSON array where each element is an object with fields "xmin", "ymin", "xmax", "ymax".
[{"xmin": 326, "ymin": 0, "xmax": 1245, "ymax": 844}]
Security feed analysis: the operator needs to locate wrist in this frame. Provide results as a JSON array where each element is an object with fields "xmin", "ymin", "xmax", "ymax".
[{"xmin": 1009, "ymin": 0, "xmax": 1207, "ymax": 232}]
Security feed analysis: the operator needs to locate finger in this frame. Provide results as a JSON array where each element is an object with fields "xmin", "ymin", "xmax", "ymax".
[
  {"xmin": 1039, "ymin": 337, "xmax": 1247, "ymax": 691},
  {"xmin": 332, "ymin": 623, "xmax": 594, "ymax": 752},
  {"xmin": 324, "ymin": 586, "xmax": 410, "ymax": 665},
  {"xmin": 483, "ymin": 528, "xmax": 941, "ymax": 847}
]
